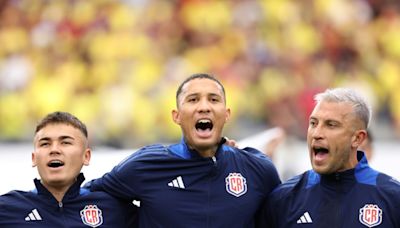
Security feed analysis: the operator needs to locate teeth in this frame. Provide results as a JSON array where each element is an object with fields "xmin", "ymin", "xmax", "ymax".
[
  {"xmin": 314, "ymin": 146, "xmax": 322, "ymax": 150},
  {"xmin": 50, "ymin": 160, "xmax": 62, "ymax": 163},
  {"xmin": 198, "ymin": 119, "xmax": 211, "ymax": 123}
]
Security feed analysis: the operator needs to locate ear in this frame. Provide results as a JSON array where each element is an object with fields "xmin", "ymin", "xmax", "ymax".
[
  {"xmin": 83, "ymin": 148, "xmax": 91, "ymax": 166},
  {"xmin": 352, "ymin": 130, "xmax": 367, "ymax": 149},
  {"xmin": 32, "ymin": 152, "xmax": 37, "ymax": 167},
  {"xmin": 225, "ymin": 108, "xmax": 231, "ymax": 123},
  {"xmin": 172, "ymin": 109, "xmax": 180, "ymax": 125}
]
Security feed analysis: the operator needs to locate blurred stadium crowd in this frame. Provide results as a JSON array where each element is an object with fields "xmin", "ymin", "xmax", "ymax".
[{"xmin": 0, "ymin": 0, "xmax": 400, "ymax": 148}]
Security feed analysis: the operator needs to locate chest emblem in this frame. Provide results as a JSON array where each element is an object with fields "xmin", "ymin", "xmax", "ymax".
[
  {"xmin": 359, "ymin": 204, "xmax": 382, "ymax": 227},
  {"xmin": 225, "ymin": 173, "xmax": 247, "ymax": 197},
  {"xmin": 80, "ymin": 205, "xmax": 103, "ymax": 227}
]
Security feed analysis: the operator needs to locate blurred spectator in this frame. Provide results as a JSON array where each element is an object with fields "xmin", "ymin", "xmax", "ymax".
[{"xmin": 0, "ymin": 0, "xmax": 399, "ymax": 147}]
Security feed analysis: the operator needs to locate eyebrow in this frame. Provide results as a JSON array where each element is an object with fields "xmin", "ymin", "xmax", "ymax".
[
  {"xmin": 209, "ymin": 93, "xmax": 222, "ymax": 97},
  {"xmin": 38, "ymin": 135, "xmax": 75, "ymax": 142},
  {"xmin": 309, "ymin": 116, "xmax": 341, "ymax": 123},
  {"xmin": 184, "ymin": 92, "xmax": 198, "ymax": 98}
]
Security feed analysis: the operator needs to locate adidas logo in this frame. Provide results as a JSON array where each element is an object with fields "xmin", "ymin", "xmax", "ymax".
[
  {"xmin": 168, "ymin": 176, "xmax": 185, "ymax": 189},
  {"xmin": 25, "ymin": 209, "xmax": 42, "ymax": 221},
  {"xmin": 297, "ymin": 211, "xmax": 312, "ymax": 224}
]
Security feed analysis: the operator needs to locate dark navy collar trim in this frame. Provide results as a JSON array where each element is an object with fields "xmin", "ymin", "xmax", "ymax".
[
  {"xmin": 168, "ymin": 137, "xmax": 226, "ymax": 159},
  {"xmin": 306, "ymin": 151, "xmax": 377, "ymax": 188}
]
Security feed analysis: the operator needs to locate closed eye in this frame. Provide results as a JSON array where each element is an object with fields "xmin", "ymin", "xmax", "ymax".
[
  {"xmin": 326, "ymin": 121, "xmax": 339, "ymax": 128},
  {"xmin": 39, "ymin": 142, "xmax": 50, "ymax": 147},
  {"xmin": 186, "ymin": 95, "xmax": 198, "ymax": 103},
  {"xmin": 209, "ymin": 95, "xmax": 222, "ymax": 103}
]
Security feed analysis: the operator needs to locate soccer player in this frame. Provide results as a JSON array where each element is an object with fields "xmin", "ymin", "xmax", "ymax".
[
  {"xmin": 88, "ymin": 73, "xmax": 281, "ymax": 227},
  {"xmin": 260, "ymin": 88, "xmax": 400, "ymax": 227},
  {"xmin": 0, "ymin": 112, "xmax": 137, "ymax": 227}
]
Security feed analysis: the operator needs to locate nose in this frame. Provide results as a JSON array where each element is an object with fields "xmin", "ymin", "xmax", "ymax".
[
  {"xmin": 49, "ymin": 142, "xmax": 61, "ymax": 155},
  {"xmin": 198, "ymin": 98, "xmax": 211, "ymax": 113},
  {"xmin": 309, "ymin": 124, "xmax": 324, "ymax": 140}
]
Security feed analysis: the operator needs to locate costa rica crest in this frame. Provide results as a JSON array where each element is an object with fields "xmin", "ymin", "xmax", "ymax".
[
  {"xmin": 225, "ymin": 172, "xmax": 247, "ymax": 197},
  {"xmin": 359, "ymin": 204, "xmax": 382, "ymax": 227},
  {"xmin": 80, "ymin": 205, "xmax": 103, "ymax": 227}
]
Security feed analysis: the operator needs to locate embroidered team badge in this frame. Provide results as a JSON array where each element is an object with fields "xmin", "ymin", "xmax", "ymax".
[
  {"xmin": 225, "ymin": 173, "xmax": 247, "ymax": 197},
  {"xmin": 359, "ymin": 204, "xmax": 382, "ymax": 227},
  {"xmin": 80, "ymin": 205, "xmax": 103, "ymax": 227}
]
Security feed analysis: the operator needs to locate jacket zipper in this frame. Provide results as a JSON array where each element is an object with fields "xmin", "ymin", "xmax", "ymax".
[
  {"xmin": 206, "ymin": 156, "xmax": 218, "ymax": 227},
  {"xmin": 58, "ymin": 201, "xmax": 63, "ymax": 212}
]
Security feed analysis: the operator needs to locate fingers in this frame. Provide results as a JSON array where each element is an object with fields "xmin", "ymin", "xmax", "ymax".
[{"xmin": 224, "ymin": 136, "xmax": 237, "ymax": 148}]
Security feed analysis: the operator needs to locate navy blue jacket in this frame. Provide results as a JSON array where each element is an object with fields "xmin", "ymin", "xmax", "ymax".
[
  {"xmin": 0, "ymin": 173, "xmax": 137, "ymax": 227},
  {"xmin": 260, "ymin": 151, "xmax": 400, "ymax": 227},
  {"xmin": 90, "ymin": 139, "xmax": 281, "ymax": 227}
]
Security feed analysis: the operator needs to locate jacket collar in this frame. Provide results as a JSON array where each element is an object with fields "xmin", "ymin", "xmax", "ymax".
[
  {"xmin": 33, "ymin": 173, "xmax": 85, "ymax": 200},
  {"xmin": 306, "ymin": 151, "xmax": 378, "ymax": 190},
  {"xmin": 168, "ymin": 137, "xmax": 227, "ymax": 159}
]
